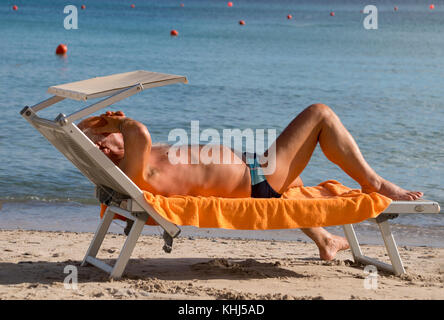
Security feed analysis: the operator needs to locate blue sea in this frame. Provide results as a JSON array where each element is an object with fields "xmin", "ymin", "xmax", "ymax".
[{"xmin": 0, "ymin": 0, "xmax": 443, "ymax": 247}]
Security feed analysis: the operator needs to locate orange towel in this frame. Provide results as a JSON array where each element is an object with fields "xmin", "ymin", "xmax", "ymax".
[{"xmin": 100, "ymin": 180, "xmax": 391, "ymax": 229}]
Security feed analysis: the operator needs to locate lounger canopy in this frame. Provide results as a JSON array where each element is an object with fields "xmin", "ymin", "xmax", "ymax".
[
  {"xmin": 21, "ymin": 70, "xmax": 440, "ymax": 279},
  {"xmin": 48, "ymin": 70, "xmax": 188, "ymax": 101}
]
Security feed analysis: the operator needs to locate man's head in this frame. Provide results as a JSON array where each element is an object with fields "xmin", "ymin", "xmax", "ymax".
[
  {"xmin": 82, "ymin": 126, "xmax": 125, "ymax": 165},
  {"xmin": 79, "ymin": 111, "xmax": 127, "ymax": 165}
]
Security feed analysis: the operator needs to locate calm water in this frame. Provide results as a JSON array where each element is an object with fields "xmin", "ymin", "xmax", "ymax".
[{"xmin": 0, "ymin": 0, "xmax": 443, "ymax": 246}]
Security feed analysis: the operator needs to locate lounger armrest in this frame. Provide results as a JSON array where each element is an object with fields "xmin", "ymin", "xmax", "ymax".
[{"xmin": 381, "ymin": 200, "xmax": 440, "ymax": 214}]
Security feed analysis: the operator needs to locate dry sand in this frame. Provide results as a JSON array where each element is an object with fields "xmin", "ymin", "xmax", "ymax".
[{"xmin": 0, "ymin": 229, "xmax": 443, "ymax": 300}]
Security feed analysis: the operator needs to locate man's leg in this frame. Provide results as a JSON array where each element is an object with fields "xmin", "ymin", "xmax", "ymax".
[
  {"xmin": 300, "ymin": 227, "xmax": 350, "ymax": 261},
  {"xmin": 263, "ymin": 103, "xmax": 422, "ymax": 260},
  {"xmin": 285, "ymin": 174, "xmax": 349, "ymax": 260},
  {"xmin": 264, "ymin": 103, "xmax": 422, "ymax": 200}
]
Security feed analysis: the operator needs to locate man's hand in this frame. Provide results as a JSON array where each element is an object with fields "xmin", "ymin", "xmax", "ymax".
[
  {"xmin": 103, "ymin": 111, "xmax": 125, "ymax": 117},
  {"xmin": 91, "ymin": 111, "xmax": 128, "ymax": 134},
  {"xmin": 78, "ymin": 110, "xmax": 126, "ymax": 131}
]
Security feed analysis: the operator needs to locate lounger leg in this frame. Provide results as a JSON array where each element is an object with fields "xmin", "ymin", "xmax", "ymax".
[
  {"xmin": 343, "ymin": 221, "xmax": 406, "ymax": 275},
  {"xmin": 109, "ymin": 215, "xmax": 146, "ymax": 279},
  {"xmin": 376, "ymin": 219, "xmax": 405, "ymax": 275},
  {"xmin": 81, "ymin": 207, "xmax": 114, "ymax": 267},
  {"xmin": 343, "ymin": 224, "xmax": 363, "ymax": 260}
]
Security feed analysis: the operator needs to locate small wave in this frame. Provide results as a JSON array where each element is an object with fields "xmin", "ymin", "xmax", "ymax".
[{"xmin": 0, "ymin": 196, "xmax": 98, "ymax": 206}]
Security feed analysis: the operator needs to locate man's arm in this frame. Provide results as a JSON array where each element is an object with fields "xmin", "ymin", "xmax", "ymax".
[
  {"xmin": 92, "ymin": 115, "xmax": 152, "ymax": 186},
  {"xmin": 77, "ymin": 116, "xmax": 104, "ymax": 131},
  {"xmin": 77, "ymin": 111, "xmax": 125, "ymax": 130},
  {"xmin": 118, "ymin": 118, "xmax": 152, "ymax": 185}
]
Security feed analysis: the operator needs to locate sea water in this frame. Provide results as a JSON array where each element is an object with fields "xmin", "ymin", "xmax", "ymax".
[{"xmin": 0, "ymin": 0, "xmax": 443, "ymax": 247}]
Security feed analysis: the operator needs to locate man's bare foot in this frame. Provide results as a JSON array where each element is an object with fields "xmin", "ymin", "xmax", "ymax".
[
  {"xmin": 317, "ymin": 234, "xmax": 350, "ymax": 261},
  {"xmin": 362, "ymin": 177, "xmax": 423, "ymax": 201}
]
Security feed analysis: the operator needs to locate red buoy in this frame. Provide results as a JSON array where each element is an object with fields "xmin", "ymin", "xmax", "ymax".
[
  {"xmin": 429, "ymin": 4, "xmax": 435, "ymax": 10},
  {"xmin": 131, "ymin": 4, "xmax": 135, "ymax": 8},
  {"xmin": 287, "ymin": 14, "xmax": 292, "ymax": 20},
  {"xmin": 180, "ymin": 3, "xmax": 184, "ymax": 7},
  {"xmin": 170, "ymin": 30, "xmax": 178, "ymax": 36},
  {"xmin": 394, "ymin": 6, "xmax": 398, "ymax": 11},
  {"xmin": 81, "ymin": 5, "xmax": 86, "ymax": 10},
  {"xmin": 227, "ymin": 2, "xmax": 233, "ymax": 7},
  {"xmin": 239, "ymin": 20, "xmax": 245, "ymax": 25},
  {"xmin": 55, "ymin": 44, "xmax": 68, "ymax": 55},
  {"xmin": 330, "ymin": 11, "xmax": 335, "ymax": 16},
  {"xmin": 12, "ymin": 5, "xmax": 18, "ymax": 11}
]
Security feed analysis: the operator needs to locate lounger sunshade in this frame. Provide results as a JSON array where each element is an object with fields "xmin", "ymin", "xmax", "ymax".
[
  {"xmin": 48, "ymin": 70, "xmax": 188, "ymax": 101},
  {"xmin": 21, "ymin": 70, "xmax": 440, "ymax": 279}
]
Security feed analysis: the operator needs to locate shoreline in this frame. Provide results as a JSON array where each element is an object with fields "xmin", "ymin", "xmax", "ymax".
[
  {"xmin": 1, "ymin": 201, "xmax": 443, "ymax": 249},
  {"xmin": 2, "ymin": 222, "xmax": 444, "ymax": 249},
  {"xmin": 0, "ymin": 229, "xmax": 443, "ymax": 300}
]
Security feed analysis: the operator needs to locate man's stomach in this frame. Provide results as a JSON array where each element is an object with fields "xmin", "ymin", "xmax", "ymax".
[{"xmin": 144, "ymin": 147, "xmax": 252, "ymax": 198}]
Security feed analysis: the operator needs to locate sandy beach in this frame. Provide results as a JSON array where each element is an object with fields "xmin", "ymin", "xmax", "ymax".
[{"xmin": 0, "ymin": 229, "xmax": 443, "ymax": 300}]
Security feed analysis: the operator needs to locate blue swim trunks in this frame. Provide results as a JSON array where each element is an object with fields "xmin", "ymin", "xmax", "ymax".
[{"xmin": 243, "ymin": 152, "xmax": 281, "ymax": 198}]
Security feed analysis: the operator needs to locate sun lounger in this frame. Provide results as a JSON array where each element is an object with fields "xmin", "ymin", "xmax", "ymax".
[{"xmin": 21, "ymin": 70, "xmax": 440, "ymax": 279}]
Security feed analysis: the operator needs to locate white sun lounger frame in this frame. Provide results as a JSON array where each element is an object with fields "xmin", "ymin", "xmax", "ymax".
[
  {"xmin": 21, "ymin": 70, "xmax": 440, "ymax": 279},
  {"xmin": 343, "ymin": 200, "xmax": 439, "ymax": 275}
]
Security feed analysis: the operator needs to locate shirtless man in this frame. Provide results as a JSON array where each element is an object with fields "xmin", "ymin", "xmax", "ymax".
[{"xmin": 79, "ymin": 103, "xmax": 423, "ymax": 261}]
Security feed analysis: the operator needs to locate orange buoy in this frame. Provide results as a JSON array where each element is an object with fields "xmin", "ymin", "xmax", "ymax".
[
  {"xmin": 330, "ymin": 11, "xmax": 335, "ymax": 16},
  {"xmin": 12, "ymin": 5, "xmax": 18, "ymax": 11},
  {"xmin": 394, "ymin": 6, "xmax": 398, "ymax": 11},
  {"xmin": 180, "ymin": 3, "xmax": 184, "ymax": 7},
  {"xmin": 170, "ymin": 30, "xmax": 178, "ymax": 36},
  {"xmin": 131, "ymin": 4, "xmax": 135, "ymax": 8},
  {"xmin": 239, "ymin": 20, "xmax": 245, "ymax": 25},
  {"xmin": 81, "ymin": 5, "xmax": 86, "ymax": 10},
  {"xmin": 55, "ymin": 44, "xmax": 68, "ymax": 55},
  {"xmin": 227, "ymin": 2, "xmax": 233, "ymax": 7},
  {"xmin": 287, "ymin": 14, "xmax": 292, "ymax": 20},
  {"xmin": 429, "ymin": 4, "xmax": 435, "ymax": 10}
]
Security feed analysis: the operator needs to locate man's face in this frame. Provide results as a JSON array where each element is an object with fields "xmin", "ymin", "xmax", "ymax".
[{"xmin": 83, "ymin": 127, "xmax": 124, "ymax": 165}]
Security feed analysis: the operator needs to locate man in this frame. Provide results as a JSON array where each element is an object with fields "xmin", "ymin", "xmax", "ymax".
[{"xmin": 79, "ymin": 104, "xmax": 423, "ymax": 261}]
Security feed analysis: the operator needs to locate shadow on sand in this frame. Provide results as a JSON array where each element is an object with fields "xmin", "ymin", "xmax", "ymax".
[{"xmin": 0, "ymin": 257, "xmax": 309, "ymax": 285}]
